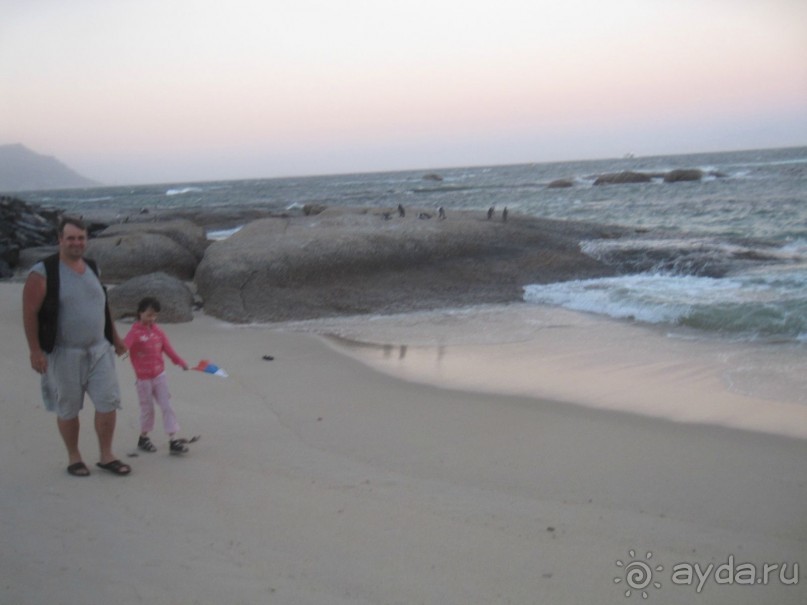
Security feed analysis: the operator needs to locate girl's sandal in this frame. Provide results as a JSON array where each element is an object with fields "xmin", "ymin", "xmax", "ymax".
[
  {"xmin": 169, "ymin": 439, "xmax": 189, "ymax": 454},
  {"xmin": 138, "ymin": 436, "xmax": 157, "ymax": 452}
]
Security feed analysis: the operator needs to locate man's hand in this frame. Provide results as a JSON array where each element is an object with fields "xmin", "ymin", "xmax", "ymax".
[
  {"xmin": 30, "ymin": 350, "xmax": 47, "ymax": 374},
  {"xmin": 114, "ymin": 340, "xmax": 128, "ymax": 358}
]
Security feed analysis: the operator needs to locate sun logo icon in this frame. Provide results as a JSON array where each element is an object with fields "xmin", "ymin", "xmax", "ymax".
[{"xmin": 614, "ymin": 549, "xmax": 663, "ymax": 598}]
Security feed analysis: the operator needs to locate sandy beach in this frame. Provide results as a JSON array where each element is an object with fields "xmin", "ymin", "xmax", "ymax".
[{"xmin": 2, "ymin": 280, "xmax": 805, "ymax": 604}]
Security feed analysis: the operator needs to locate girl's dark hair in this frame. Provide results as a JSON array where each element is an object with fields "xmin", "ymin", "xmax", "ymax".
[{"xmin": 137, "ymin": 297, "xmax": 161, "ymax": 316}]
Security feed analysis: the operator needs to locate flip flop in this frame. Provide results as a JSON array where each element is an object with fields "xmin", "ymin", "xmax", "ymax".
[
  {"xmin": 96, "ymin": 459, "xmax": 131, "ymax": 476},
  {"xmin": 67, "ymin": 461, "xmax": 90, "ymax": 477}
]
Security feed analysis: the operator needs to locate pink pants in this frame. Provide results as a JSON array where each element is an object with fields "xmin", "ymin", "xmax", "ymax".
[{"xmin": 135, "ymin": 373, "xmax": 179, "ymax": 435}]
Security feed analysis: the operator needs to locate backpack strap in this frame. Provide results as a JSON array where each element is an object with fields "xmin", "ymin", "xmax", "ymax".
[
  {"xmin": 38, "ymin": 254, "xmax": 61, "ymax": 353},
  {"xmin": 85, "ymin": 258, "xmax": 115, "ymax": 347},
  {"xmin": 39, "ymin": 255, "xmax": 115, "ymax": 352}
]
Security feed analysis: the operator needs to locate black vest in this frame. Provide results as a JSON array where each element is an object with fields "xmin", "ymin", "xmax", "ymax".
[{"xmin": 38, "ymin": 254, "xmax": 114, "ymax": 353}]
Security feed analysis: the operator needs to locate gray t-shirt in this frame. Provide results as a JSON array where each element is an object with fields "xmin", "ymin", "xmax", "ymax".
[{"xmin": 31, "ymin": 260, "xmax": 107, "ymax": 349}]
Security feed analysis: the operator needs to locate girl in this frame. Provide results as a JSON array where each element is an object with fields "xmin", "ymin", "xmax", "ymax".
[{"xmin": 124, "ymin": 297, "xmax": 190, "ymax": 454}]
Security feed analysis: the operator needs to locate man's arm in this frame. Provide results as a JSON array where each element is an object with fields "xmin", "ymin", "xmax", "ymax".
[
  {"xmin": 90, "ymin": 260, "xmax": 128, "ymax": 357},
  {"xmin": 22, "ymin": 272, "xmax": 47, "ymax": 374},
  {"xmin": 111, "ymin": 321, "xmax": 128, "ymax": 357}
]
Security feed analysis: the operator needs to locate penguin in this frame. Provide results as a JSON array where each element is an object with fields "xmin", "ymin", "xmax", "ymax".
[
  {"xmin": 397, "ymin": 203, "xmax": 405, "ymax": 217},
  {"xmin": 487, "ymin": 206, "xmax": 494, "ymax": 220},
  {"xmin": 502, "ymin": 207, "xmax": 509, "ymax": 222},
  {"xmin": 438, "ymin": 206, "xmax": 446, "ymax": 220}
]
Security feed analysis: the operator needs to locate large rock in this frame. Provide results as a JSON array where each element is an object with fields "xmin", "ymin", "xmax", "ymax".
[
  {"xmin": 195, "ymin": 207, "xmax": 624, "ymax": 323},
  {"xmin": 84, "ymin": 218, "xmax": 207, "ymax": 282},
  {"xmin": 107, "ymin": 273, "xmax": 195, "ymax": 323},
  {"xmin": 86, "ymin": 232, "xmax": 198, "ymax": 283},
  {"xmin": 97, "ymin": 219, "xmax": 209, "ymax": 260}
]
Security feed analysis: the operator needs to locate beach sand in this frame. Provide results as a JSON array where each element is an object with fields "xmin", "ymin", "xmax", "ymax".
[{"xmin": 1, "ymin": 282, "xmax": 805, "ymax": 604}]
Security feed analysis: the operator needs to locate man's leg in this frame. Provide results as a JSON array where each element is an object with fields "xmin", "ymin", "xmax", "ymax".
[
  {"xmin": 87, "ymin": 347, "xmax": 126, "ymax": 468},
  {"xmin": 57, "ymin": 415, "xmax": 82, "ymax": 465},
  {"xmin": 95, "ymin": 409, "xmax": 117, "ymax": 464}
]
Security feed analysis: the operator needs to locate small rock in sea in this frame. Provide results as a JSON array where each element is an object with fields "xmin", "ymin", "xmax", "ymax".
[
  {"xmin": 663, "ymin": 168, "xmax": 704, "ymax": 183},
  {"xmin": 593, "ymin": 171, "xmax": 652, "ymax": 186},
  {"xmin": 547, "ymin": 178, "xmax": 574, "ymax": 189}
]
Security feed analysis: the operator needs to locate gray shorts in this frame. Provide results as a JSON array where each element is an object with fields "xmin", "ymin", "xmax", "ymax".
[{"xmin": 41, "ymin": 342, "xmax": 122, "ymax": 420}]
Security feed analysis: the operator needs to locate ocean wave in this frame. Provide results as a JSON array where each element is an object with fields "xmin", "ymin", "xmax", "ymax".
[
  {"xmin": 166, "ymin": 186, "xmax": 204, "ymax": 196},
  {"xmin": 580, "ymin": 237, "xmax": 794, "ymax": 278},
  {"xmin": 523, "ymin": 269, "xmax": 807, "ymax": 341}
]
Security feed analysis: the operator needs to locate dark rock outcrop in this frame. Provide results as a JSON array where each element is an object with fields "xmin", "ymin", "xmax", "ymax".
[
  {"xmin": 547, "ymin": 179, "xmax": 575, "ymax": 189},
  {"xmin": 663, "ymin": 169, "xmax": 704, "ymax": 183},
  {"xmin": 107, "ymin": 272, "xmax": 195, "ymax": 323},
  {"xmin": 0, "ymin": 196, "xmax": 61, "ymax": 277},
  {"xmin": 593, "ymin": 171, "xmax": 653, "ymax": 186}
]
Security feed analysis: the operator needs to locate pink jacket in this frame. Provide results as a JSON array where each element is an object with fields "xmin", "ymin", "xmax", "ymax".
[{"xmin": 124, "ymin": 322, "xmax": 187, "ymax": 380}]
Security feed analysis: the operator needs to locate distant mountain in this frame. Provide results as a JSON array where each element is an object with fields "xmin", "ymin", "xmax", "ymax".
[{"xmin": 0, "ymin": 144, "xmax": 99, "ymax": 192}]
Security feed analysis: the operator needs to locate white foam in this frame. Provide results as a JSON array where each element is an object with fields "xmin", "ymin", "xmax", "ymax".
[
  {"xmin": 522, "ymin": 269, "xmax": 807, "ymax": 340},
  {"xmin": 206, "ymin": 226, "xmax": 243, "ymax": 240},
  {"xmin": 166, "ymin": 186, "xmax": 203, "ymax": 196},
  {"xmin": 523, "ymin": 274, "xmax": 712, "ymax": 325}
]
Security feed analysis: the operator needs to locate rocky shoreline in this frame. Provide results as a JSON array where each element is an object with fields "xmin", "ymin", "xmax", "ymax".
[
  {"xmin": 195, "ymin": 206, "xmax": 629, "ymax": 322},
  {"xmin": 1, "ymin": 196, "xmax": 60, "ymax": 278},
  {"xmin": 1, "ymin": 196, "xmax": 633, "ymax": 323}
]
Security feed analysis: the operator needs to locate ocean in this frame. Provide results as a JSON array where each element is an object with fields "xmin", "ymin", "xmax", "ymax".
[{"xmin": 21, "ymin": 145, "xmax": 807, "ymax": 346}]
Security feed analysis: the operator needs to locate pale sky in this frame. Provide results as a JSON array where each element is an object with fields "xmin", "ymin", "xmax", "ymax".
[{"xmin": 1, "ymin": 0, "xmax": 806, "ymax": 185}]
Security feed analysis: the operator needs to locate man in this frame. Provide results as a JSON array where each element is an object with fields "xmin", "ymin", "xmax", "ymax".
[{"xmin": 23, "ymin": 217, "xmax": 131, "ymax": 477}]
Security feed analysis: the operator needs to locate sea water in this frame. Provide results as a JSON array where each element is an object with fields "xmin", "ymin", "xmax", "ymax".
[
  {"xmin": 18, "ymin": 146, "xmax": 807, "ymax": 435},
  {"xmin": 22, "ymin": 146, "xmax": 807, "ymax": 345}
]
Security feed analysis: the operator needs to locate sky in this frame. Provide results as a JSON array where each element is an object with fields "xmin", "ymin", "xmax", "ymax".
[{"xmin": 1, "ymin": 0, "xmax": 806, "ymax": 185}]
